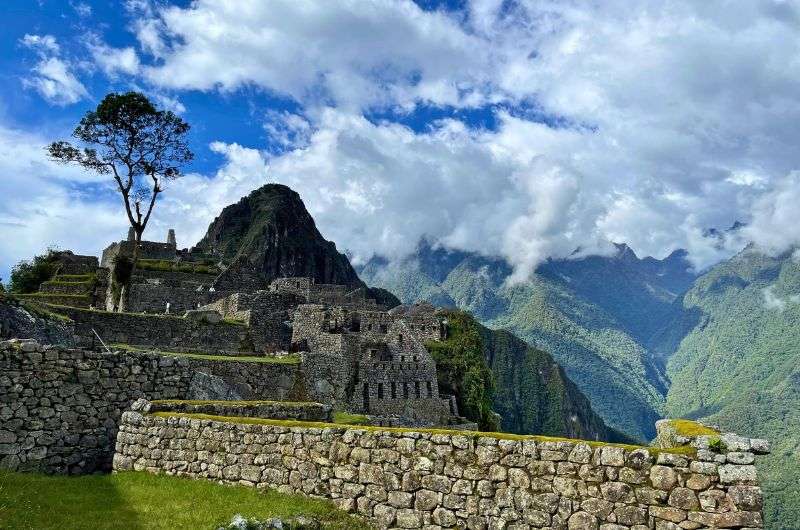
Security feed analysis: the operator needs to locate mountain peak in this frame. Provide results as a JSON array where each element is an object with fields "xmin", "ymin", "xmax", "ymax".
[{"xmin": 193, "ymin": 183, "xmax": 363, "ymax": 289}]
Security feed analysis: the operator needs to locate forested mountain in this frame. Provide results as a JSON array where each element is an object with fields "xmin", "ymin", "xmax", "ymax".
[
  {"xmin": 664, "ymin": 247, "xmax": 800, "ymax": 529},
  {"xmin": 360, "ymin": 240, "xmax": 800, "ymax": 528},
  {"xmin": 359, "ymin": 240, "xmax": 696, "ymax": 440}
]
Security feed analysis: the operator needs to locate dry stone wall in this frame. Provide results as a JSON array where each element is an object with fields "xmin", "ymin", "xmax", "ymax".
[
  {"xmin": 0, "ymin": 341, "xmax": 305, "ymax": 474},
  {"xmin": 114, "ymin": 405, "xmax": 768, "ymax": 530},
  {"xmin": 53, "ymin": 306, "xmax": 248, "ymax": 352}
]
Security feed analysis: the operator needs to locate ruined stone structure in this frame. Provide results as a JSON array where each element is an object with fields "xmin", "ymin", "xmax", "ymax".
[{"xmin": 115, "ymin": 400, "xmax": 770, "ymax": 530}]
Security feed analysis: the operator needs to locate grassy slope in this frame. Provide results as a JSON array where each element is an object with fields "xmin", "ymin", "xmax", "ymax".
[
  {"xmin": 664, "ymin": 249, "xmax": 800, "ymax": 529},
  {"xmin": 0, "ymin": 471, "xmax": 366, "ymax": 530}
]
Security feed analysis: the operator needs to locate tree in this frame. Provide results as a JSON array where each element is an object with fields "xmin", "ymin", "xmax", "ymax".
[
  {"xmin": 9, "ymin": 249, "xmax": 60, "ymax": 293},
  {"xmin": 48, "ymin": 92, "xmax": 193, "ymax": 257}
]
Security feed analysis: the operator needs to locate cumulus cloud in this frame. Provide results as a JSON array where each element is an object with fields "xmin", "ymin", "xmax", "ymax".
[
  {"xmin": 0, "ymin": 125, "xmax": 125, "ymax": 282},
  {"xmin": 89, "ymin": 42, "xmax": 140, "ymax": 77},
  {"xmin": 20, "ymin": 34, "xmax": 88, "ymax": 105},
  {"xmin": 742, "ymin": 172, "xmax": 800, "ymax": 257},
  {"xmin": 7, "ymin": 0, "xmax": 800, "ymax": 281},
  {"xmin": 138, "ymin": 0, "xmax": 487, "ymax": 110}
]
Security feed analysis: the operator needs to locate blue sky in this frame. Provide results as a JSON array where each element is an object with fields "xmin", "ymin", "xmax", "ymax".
[{"xmin": 2, "ymin": 0, "xmax": 800, "ymax": 284}]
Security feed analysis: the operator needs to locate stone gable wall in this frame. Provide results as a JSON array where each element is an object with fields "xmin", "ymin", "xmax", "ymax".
[{"xmin": 114, "ymin": 408, "xmax": 767, "ymax": 530}]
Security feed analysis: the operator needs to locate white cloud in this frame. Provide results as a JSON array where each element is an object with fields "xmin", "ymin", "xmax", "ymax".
[
  {"xmin": 743, "ymin": 172, "xmax": 800, "ymax": 257},
  {"xmin": 0, "ymin": 125, "xmax": 125, "ymax": 283},
  {"xmin": 763, "ymin": 286, "xmax": 786, "ymax": 311},
  {"xmin": 90, "ymin": 42, "xmax": 140, "ymax": 77},
  {"xmin": 138, "ymin": 0, "xmax": 487, "ymax": 110},
  {"xmin": 20, "ymin": 34, "xmax": 88, "ymax": 105},
  {"xmin": 7, "ymin": 0, "xmax": 800, "ymax": 282},
  {"xmin": 71, "ymin": 1, "xmax": 92, "ymax": 17}
]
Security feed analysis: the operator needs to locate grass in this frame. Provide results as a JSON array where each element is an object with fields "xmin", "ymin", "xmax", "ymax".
[
  {"xmin": 0, "ymin": 470, "xmax": 368, "ymax": 530},
  {"xmin": 666, "ymin": 419, "xmax": 719, "ymax": 437},
  {"xmin": 112, "ymin": 344, "xmax": 302, "ymax": 365},
  {"xmin": 152, "ymin": 399, "xmax": 322, "ymax": 409},
  {"xmin": 2, "ymin": 295, "xmax": 74, "ymax": 323},
  {"xmin": 136, "ymin": 259, "xmax": 221, "ymax": 275},
  {"xmin": 332, "ymin": 411, "xmax": 371, "ymax": 426},
  {"xmin": 14, "ymin": 293, "xmax": 90, "ymax": 299},
  {"xmin": 42, "ymin": 279, "xmax": 95, "ymax": 286},
  {"xmin": 52, "ymin": 273, "xmax": 95, "ymax": 281},
  {"xmin": 150, "ymin": 412, "xmax": 695, "ymax": 456}
]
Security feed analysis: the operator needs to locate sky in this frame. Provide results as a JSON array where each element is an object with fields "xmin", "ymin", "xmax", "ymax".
[{"xmin": 2, "ymin": 0, "xmax": 800, "ymax": 285}]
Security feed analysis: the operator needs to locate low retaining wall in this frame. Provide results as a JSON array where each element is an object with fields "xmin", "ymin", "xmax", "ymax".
[
  {"xmin": 0, "ymin": 342, "xmax": 305, "ymax": 474},
  {"xmin": 52, "ymin": 306, "xmax": 248, "ymax": 352},
  {"xmin": 114, "ymin": 405, "xmax": 768, "ymax": 530}
]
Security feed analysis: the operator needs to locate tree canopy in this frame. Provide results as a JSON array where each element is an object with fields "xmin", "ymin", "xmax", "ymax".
[{"xmin": 47, "ymin": 92, "xmax": 193, "ymax": 243}]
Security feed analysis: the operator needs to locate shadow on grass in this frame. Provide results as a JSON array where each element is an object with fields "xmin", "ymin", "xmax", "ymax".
[{"xmin": 0, "ymin": 471, "xmax": 142, "ymax": 530}]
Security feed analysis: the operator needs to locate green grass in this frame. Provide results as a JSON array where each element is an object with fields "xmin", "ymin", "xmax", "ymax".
[
  {"xmin": 136, "ymin": 259, "xmax": 221, "ymax": 275},
  {"xmin": 14, "ymin": 293, "xmax": 90, "ymax": 299},
  {"xmin": 150, "ymin": 412, "xmax": 694, "ymax": 456},
  {"xmin": 52, "ymin": 273, "xmax": 95, "ymax": 281},
  {"xmin": 41, "ymin": 279, "xmax": 95, "ymax": 286},
  {"xmin": 112, "ymin": 344, "xmax": 301, "ymax": 364},
  {"xmin": 666, "ymin": 419, "xmax": 719, "ymax": 437},
  {"xmin": 0, "ymin": 470, "xmax": 368, "ymax": 530},
  {"xmin": 332, "ymin": 411, "xmax": 371, "ymax": 425},
  {"xmin": 2, "ymin": 295, "xmax": 74, "ymax": 323},
  {"xmin": 152, "ymin": 399, "xmax": 321, "ymax": 409}
]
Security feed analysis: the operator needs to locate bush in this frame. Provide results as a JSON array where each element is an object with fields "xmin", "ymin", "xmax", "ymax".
[{"xmin": 9, "ymin": 249, "xmax": 60, "ymax": 293}]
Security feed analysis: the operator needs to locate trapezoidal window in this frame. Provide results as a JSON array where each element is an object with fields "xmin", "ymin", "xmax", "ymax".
[{"xmin": 378, "ymin": 382, "xmax": 384, "ymax": 399}]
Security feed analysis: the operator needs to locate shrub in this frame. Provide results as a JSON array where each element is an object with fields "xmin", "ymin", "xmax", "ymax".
[{"xmin": 9, "ymin": 248, "xmax": 60, "ymax": 293}]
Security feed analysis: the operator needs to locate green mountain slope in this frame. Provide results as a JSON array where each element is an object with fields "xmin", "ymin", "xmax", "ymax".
[
  {"xmin": 359, "ymin": 241, "xmax": 690, "ymax": 440},
  {"xmin": 429, "ymin": 309, "xmax": 628, "ymax": 442},
  {"xmin": 664, "ymin": 248, "xmax": 800, "ymax": 529}
]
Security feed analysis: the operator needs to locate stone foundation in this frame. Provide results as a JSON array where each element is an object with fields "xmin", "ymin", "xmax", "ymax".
[{"xmin": 114, "ymin": 403, "xmax": 768, "ymax": 530}]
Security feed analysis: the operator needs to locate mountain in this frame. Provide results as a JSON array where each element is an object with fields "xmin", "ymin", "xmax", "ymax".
[
  {"xmin": 358, "ymin": 240, "xmax": 698, "ymax": 440},
  {"xmin": 428, "ymin": 309, "xmax": 629, "ymax": 442},
  {"xmin": 664, "ymin": 247, "xmax": 800, "ymax": 529},
  {"xmin": 193, "ymin": 184, "xmax": 398, "ymax": 306},
  {"xmin": 194, "ymin": 184, "xmax": 364, "ymax": 289}
]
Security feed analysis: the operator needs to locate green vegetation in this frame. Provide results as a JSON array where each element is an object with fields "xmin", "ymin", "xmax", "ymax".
[
  {"xmin": 8, "ymin": 296, "xmax": 74, "ymax": 323},
  {"xmin": 112, "ymin": 344, "xmax": 301, "ymax": 364},
  {"xmin": 665, "ymin": 419, "xmax": 719, "ymax": 437},
  {"xmin": 425, "ymin": 310, "xmax": 499, "ymax": 431},
  {"xmin": 360, "ymin": 250, "xmax": 673, "ymax": 441},
  {"xmin": 332, "ymin": 411, "xmax": 371, "ymax": 425},
  {"xmin": 136, "ymin": 259, "xmax": 220, "ymax": 275},
  {"xmin": 0, "ymin": 470, "xmax": 366, "ymax": 530},
  {"xmin": 8, "ymin": 248, "xmax": 60, "ymax": 293},
  {"xmin": 664, "ymin": 248, "xmax": 800, "ymax": 529},
  {"xmin": 149, "ymin": 411, "xmax": 692, "ymax": 455},
  {"xmin": 152, "ymin": 399, "xmax": 320, "ymax": 408}
]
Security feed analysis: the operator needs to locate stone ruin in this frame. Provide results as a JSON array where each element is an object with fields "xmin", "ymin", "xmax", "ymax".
[
  {"xmin": 0, "ymin": 228, "xmax": 773, "ymax": 529},
  {"xmin": 14, "ymin": 230, "xmax": 470, "ymax": 429}
]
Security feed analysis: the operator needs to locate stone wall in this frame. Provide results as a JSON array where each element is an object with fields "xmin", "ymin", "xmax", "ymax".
[
  {"xmin": 114, "ymin": 407, "xmax": 768, "ymax": 530},
  {"xmin": 53, "ymin": 306, "xmax": 248, "ymax": 352},
  {"xmin": 0, "ymin": 341, "xmax": 309, "ymax": 474}
]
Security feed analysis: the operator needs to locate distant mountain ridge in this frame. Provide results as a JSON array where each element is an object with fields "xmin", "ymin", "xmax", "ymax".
[{"xmin": 358, "ymin": 239, "xmax": 698, "ymax": 440}]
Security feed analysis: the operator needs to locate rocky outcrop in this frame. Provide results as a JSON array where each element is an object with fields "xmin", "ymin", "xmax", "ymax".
[{"xmin": 193, "ymin": 184, "xmax": 364, "ymax": 290}]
